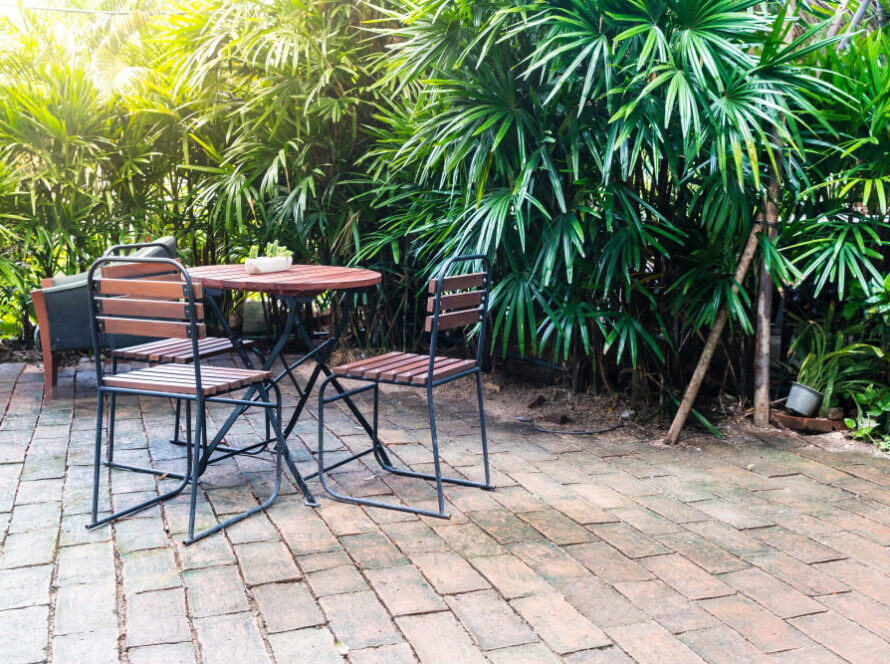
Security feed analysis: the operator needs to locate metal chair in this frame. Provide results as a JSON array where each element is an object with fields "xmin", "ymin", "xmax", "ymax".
[
  {"xmin": 85, "ymin": 255, "xmax": 316, "ymax": 544},
  {"xmin": 100, "ymin": 242, "xmax": 257, "ymax": 466},
  {"xmin": 316, "ymin": 255, "xmax": 493, "ymax": 518}
]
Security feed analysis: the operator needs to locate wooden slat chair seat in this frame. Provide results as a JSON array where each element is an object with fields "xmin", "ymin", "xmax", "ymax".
[
  {"xmin": 333, "ymin": 352, "xmax": 476, "ymax": 385},
  {"xmin": 316, "ymin": 255, "xmax": 494, "ymax": 520},
  {"xmin": 103, "ymin": 364, "xmax": 271, "ymax": 396},
  {"xmin": 112, "ymin": 336, "xmax": 253, "ymax": 363}
]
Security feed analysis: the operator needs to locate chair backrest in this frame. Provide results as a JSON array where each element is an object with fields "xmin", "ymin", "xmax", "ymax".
[
  {"xmin": 103, "ymin": 238, "xmax": 177, "ymax": 259},
  {"xmin": 88, "ymin": 257, "xmax": 205, "ymax": 348},
  {"xmin": 426, "ymin": 255, "xmax": 491, "ymax": 368}
]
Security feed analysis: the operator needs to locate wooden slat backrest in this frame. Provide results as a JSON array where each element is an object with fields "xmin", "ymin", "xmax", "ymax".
[
  {"xmin": 98, "ymin": 316, "xmax": 206, "ymax": 339},
  {"xmin": 427, "ymin": 272, "xmax": 485, "ymax": 294},
  {"xmin": 100, "ymin": 259, "xmax": 182, "ymax": 280},
  {"xmin": 425, "ymin": 270, "xmax": 487, "ymax": 333},
  {"xmin": 95, "ymin": 297, "xmax": 203, "ymax": 320},
  {"xmin": 96, "ymin": 278, "xmax": 201, "ymax": 300}
]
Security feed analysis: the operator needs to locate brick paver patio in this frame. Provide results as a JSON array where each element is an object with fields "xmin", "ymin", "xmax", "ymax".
[{"xmin": 2, "ymin": 358, "xmax": 890, "ymax": 663}]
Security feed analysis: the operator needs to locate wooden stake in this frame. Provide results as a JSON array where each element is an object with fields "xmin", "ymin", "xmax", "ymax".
[{"xmin": 664, "ymin": 223, "xmax": 762, "ymax": 445}]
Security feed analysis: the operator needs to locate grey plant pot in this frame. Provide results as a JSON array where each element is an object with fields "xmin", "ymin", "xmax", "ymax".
[{"xmin": 786, "ymin": 382, "xmax": 823, "ymax": 417}]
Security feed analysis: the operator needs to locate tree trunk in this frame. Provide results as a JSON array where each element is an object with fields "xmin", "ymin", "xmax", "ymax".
[
  {"xmin": 664, "ymin": 223, "xmax": 763, "ymax": 445},
  {"xmin": 827, "ymin": 0, "xmax": 852, "ymax": 38},
  {"xmin": 753, "ymin": 166, "xmax": 781, "ymax": 426}
]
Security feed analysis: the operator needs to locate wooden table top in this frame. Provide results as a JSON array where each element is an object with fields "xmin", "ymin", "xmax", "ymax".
[{"xmin": 188, "ymin": 264, "xmax": 381, "ymax": 296}]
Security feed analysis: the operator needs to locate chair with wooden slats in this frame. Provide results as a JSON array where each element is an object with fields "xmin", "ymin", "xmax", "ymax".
[
  {"xmin": 85, "ymin": 256, "xmax": 317, "ymax": 544},
  {"xmin": 101, "ymin": 242, "xmax": 254, "ymax": 454},
  {"xmin": 316, "ymin": 255, "xmax": 493, "ymax": 518}
]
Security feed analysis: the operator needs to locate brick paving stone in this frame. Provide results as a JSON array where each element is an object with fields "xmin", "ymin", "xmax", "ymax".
[
  {"xmin": 318, "ymin": 501, "xmax": 378, "ymax": 537},
  {"xmin": 54, "ymin": 579, "xmax": 117, "ymax": 635},
  {"xmin": 252, "ymin": 582, "xmax": 325, "ymax": 633},
  {"xmin": 468, "ymin": 554, "xmax": 551, "ymax": 599},
  {"xmin": 613, "ymin": 579, "xmax": 720, "ymax": 633},
  {"xmin": 447, "ymin": 589, "xmax": 536, "ymax": 650},
  {"xmin": 380, "ymin": 520, "xmax": 447, "ymax": 553},
  {"xmin": 127, "ymin": 588, "xmax": 190, "ymax": 647},
  {"xmin": 549, "ymin": 496, "xmax": 617, "ymax": 524},
  {"xmin": 553, "ymin": 574, "xmax": 647, "ymax": 628},
  {"xmin": 173, "ymin": 532, "xmax": 238, "ymax": 570},
  {"xmin": 684, "ymin": 520, "xmax": 770, "ymax": 557},
  {"xmin": 590, "ymin": 523, "xmax": 669, "ymax": 559},
  {"xmin": 720, "ymin": 567, "xmax": 826, "ymax": 619},
  {"xmin": 234, "ymin": 540, "xmax": 301, "ymax": 586},
  {"xmin": 128, "ymin": 642, "xmax": 197, "ymax": 664},
  {"xmin": 113, "ymin": 516, "xmax": 169, "ymax": 553},
  {"xmin": 0, "ymin": 527, "xmax": 58, "ymax": 568},
  {"xmin": 815, "ymin": 558, "xmax": 890, "ymax": 603},
  {"xmin": 268, "ymin": 496, "xmax": 340, "ymax": 555},
  {"xmin": 0, "ymin": 606, "xmax": 49, "ymax": 663},
  {"xmin": 692, "ymin": 499, "xmax": 775, "ymax": 529},
  {"xmin": 790, "ymin": 610, "xmax": 890, "ymax": 663},
  {"xmin": 699, "ymin": 594, "xmax": 814, "ymax": 653},
  {"xmin": 365, "ymin": 564, "xmax": 445, "ymax": 615},
  {"xmin": 267, "ymin": 626, "xmax": 344, "ymax": 664},
  {"xmin": 817, "ymin": 590, "xmax": 890, "ymax": 638},
  {"xmin": 409, "ymin": 551, "xmax": 489, "ymax": 594},
  {"xmin": 194, "ymin": 612, "xmax": 271, "ymax": 664},
  {"xmin": 7, "ymin": 500, "xmax": 61, "ymax": 533},
  {"xmin": 395, "ymin": 611, "xmax": 487, "ymax": 664},
  {"xmin": 749, "ymin": 526, "xmax": 845, "ymax": 564},
  {"xmin": 347, "ymin": 643, "xmax": 417, "ymax": 664},
  {"xmin": 225, "ymin": 513, "xmax": 281, "ymax": 544},
  {"xmin": 517, "ymin": 509, "xmax": 595, "ymax": 544},
  {"xmin": 655, "ymin": 530, "xmax": 748, "ymax": 574},
  {"xmin": 466, "ymin": 509, "xmax": 542, "ymax": 544},
  {"xmin": 339, "ymin": 532, "xmax": 404, "ymax": 569},
  {"xmin": 122, "ymin": 547, "xmax": 180, "ymax": 594},
  {"xmin": 563, "ymin": 646, "xmax": 635, "ymax": 664},
  {"xmin": 508, "ymin": 540, "xmax": 589, "ymax": 584},
  {"xmin": 430, "ymin": 521, "xmax": 504, "ymax": 558},
  {"xmin": 678, "ymin": 625, "xmax": 771, "ymax": 663},
  {"xmin": 14, "ymin": 478, "xmax": 64, "ymax": 505},
  {"xmin": 485, "ymin": 642, "xmax": 563, "ymax": 664},
  {"xmin": 768, "ymin": 646, "xmax": 846, "ymax": 663},
  {"xmin": 52, "ymin": 628, "xmax": 119, "ymax": 664},
  {"xmin": 818, "ymin": 530, "xmax": 890, "ymax": 571},
  {"xmin": 306, "ymin": 565, "xmax": 369, "ymax": 596},
  {"xmin": 297, "ymin": 551, "xmax": 352, "ymax": 573},
  {"xmin": 641, "ymin": 553, "xmax": 733, "ymax": 600},
  {"xmin": 635, "ymin": 495, "xmax": 708, "ymax": 524},
  {"xmin": 571, "ymin": 483, "xmax": 634, "ymax": 509},
  {"xmin": 811, "ymin": 507, "xmax": 890, "ymax": 546},
  {"xmin": 510, "ymin": 472, "xmax": 573, "ymax": 499},
  {"xmin": 511, "ymin": 591, "xmax": 610, "ymax": 654},
  {"xmin": 605, "ymin": 621, "xmax": 706, "ymax": 664},
  {"xmin": 565, "ymin": 541, "xmax": 653, "ymax": 583},
  {"xmin": 608, "ymin": 506, "xmax": 682, "ymax": 536},
  {"xmin": 320, "ymin": 590, "xmax": 402, "ymax": 650},
  {"xmin": 184, "ymin": 565, "xmax": 250, "ymax": 617},
  {"xmin": 0, "ymin": 564, "xmax": 52, "ymax": 610},
  {"xmin": 744, "ymin": 550, "xmax": 849, "ymax": 596},
  {"xmin": 489, "ymin": 485, "xmax": 547, "ymax": 513}
]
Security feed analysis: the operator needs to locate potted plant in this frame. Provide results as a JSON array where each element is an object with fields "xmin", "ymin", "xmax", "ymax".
[
  {"xmin": 245, "ymin": 241, "xmax": 293, "ymax": 274},
  {"xmin": 787, "ymin": 319, "xmax": 884, "ymax": 417}
]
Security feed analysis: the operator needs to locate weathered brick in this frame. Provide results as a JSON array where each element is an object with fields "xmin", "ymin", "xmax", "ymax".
[
  {"xmin": 614, "ymin": 579, "xmax": 719, "ymax": 634},
  {"xmin": 553, "ymin": 575, "xmax": 647, "ymax": 628},
  {"xmin": 468, "ymin": 554, "xmax": 551, "ymax": 599},
  {"xmin": 430, "ymin": 522, "xmax": 504, "ymax": 558},
  {"xmin": 121, "ymin": 547, "xmax": 180, "ymax": 595},
  {"xmin": 184, "ymin": 565, "xmax": 249, "ymax": 617},
  {"xmin": 655, "ymin": 530, "xmax": 747, "ymax": 574},
  {"xmin": 128, "ymin": 642, "xmax": 196, "ymax": 664},
  {"xmin": 719, "ymin": 567, "xmax": 825, "ymax": 619},
  {"xmin": 0, "ymin": 605, "xmax": 49, "ymax": 663},
  {"xmin": 339, "ymin": 532, "xmax": 404, "ymax": 569},
  {"xmin": 194, "ymin": 612, "xmax": 271, "ymax": 664},
  {"xmin": 815, "ymin": 558, "xmax": 890, "ymax": 603},
  {"xmin": 678, "ymin": 625, "xmax": 770, "ymax": 663},
  {"xmin": 52, "ymin": 628, "xmax": 119, "ymax": 664},
  {"xmin": 509, "ymin": 540, "xmax": 589, "ymax": 584},
  {"xmin": 486, "ymin": 642, "xmax": 563, "ymax": 664},
  {"xmin": 365, "ymin": 564, "xmax": 445, "ymax": 615},
  {"xmin": 817, "ymin": 590, "xmax": 890, "ymax": 639},
  {"xmin": 566, "ymin": 541, "xmax": 652, "ymax": 583},
  {"xmin": 699, "ymin": 594, "xmax": 813, "ymax": 653},
  {"xmin": 749, "ymin": 526, "xmax": 844, "ymax": 564},
  {"xmin": 380, "ymin": 520, "xmax": 447, "ymax": 553},
  {"xmin": 127, "ymin": 588, "xmax": 190, "ymax": 647},
  {"xmin": 267, "ymin": 626, "xmax": 344, "ymax": 664},
  {"xmin": 234, "ymin": 540, "xmax": 301, "ymax": 586},
  {"xmin": 511, "ymin": 592, "xmax": 610, "ymax": 653},
  {"xmin": 347, "ymin": 643, "xmax": 417, "ymax": 664},
  {"xmin": 396, "ymin": 611, "xmax": 487, "ymax": 664},
  {"xmin": 0, "ymin": 527, "xmax": 58, "ymax": 569},
  {"xmin": 409, "ymin": 551, "xmax": 489, "ymax": 594},
  {"xmin": 320, "ymin": 590, "xmax": 402, "ymax": 649},
  {"xmin": 789, "ymin": 610, "xmax": 890, "ymax": 662},
  {"xmin": 641, "ymin": 554, "xmax": 732, "ymax": 600},
  {"xmin": 518, "ymin": 510, "xmax": 595, "ymax": 544},
  {"xmin": 467, "ymin": 509, "xmax": 542, "ymax": 544},
  {"xmin": 447, "ymin": 589, "xmax": 535, "ymax": 650},
  {"xmin": 54, "ymin": 580, "xmax": 117, "ymax": 635},
  {"xmin": 252, "ymin": 581, "xmax": 325, "ymax": 633},
  {"xmin": 605, "ymin": 621, "xmax": 705, "ymax": 663},
  {"xmin": 590, "ymin": 523, "xmax": 668, "ymax": 559}
]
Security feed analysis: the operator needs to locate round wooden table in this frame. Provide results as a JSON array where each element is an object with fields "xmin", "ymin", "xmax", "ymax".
[{"xmin": 187, "ymin": 263, "xmax": 381, "ymax": 296}]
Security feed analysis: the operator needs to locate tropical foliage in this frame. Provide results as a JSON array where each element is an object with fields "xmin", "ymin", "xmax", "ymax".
[{"xmin": 1, "ymin": 0, "xmax": 890, "ymax": 421}]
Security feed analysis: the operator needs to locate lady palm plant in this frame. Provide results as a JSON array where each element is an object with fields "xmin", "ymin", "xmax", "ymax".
[{"xmin": 361, "ymin": 0, "xmax": 834, "ymax": 392}]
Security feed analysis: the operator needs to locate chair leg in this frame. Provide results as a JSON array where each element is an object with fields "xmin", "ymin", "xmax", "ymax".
[
  {"xmin": 427, "ymin": 384, "xmax": 447, "ymax": 515},
  {"xmin": 315, "ymin": 375, "xmax": 450, "ymax": 519},
  {"xmin": 475, "ymin": 372, "xmax": 493, "ymax": 489},
  {"xmin": 187, "ymin": 399, "xmax": 203, "ymax": 542},
  {"xmin": 107, "ymin": 357, "xmax": 117, "ymax": 463},
  {"xmin": 170, "ymin": 398, "xmax": 184, "ymax": 445},
  {"xmin": 90, "ymin": 390, "xmax": 104, "ymax": 525}
]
